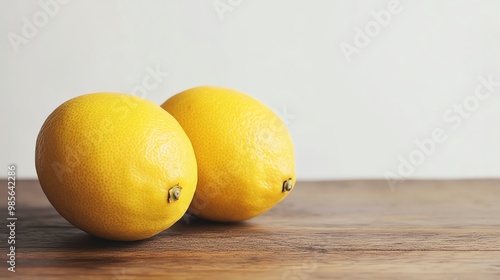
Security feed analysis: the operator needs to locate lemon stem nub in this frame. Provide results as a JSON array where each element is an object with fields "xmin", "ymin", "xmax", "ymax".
[
  {"xmin": 168, "ymin": 185, "xmax": 182, "ymax": 203},
  {"xmin": 282, "ymin": 178, "xmax": 293, "ymax": 192}
]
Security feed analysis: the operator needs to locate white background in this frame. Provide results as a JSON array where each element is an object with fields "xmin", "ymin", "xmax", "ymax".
[{"xmin": 1, "ymin": 0, "xmax": 500, "ymax": 180}]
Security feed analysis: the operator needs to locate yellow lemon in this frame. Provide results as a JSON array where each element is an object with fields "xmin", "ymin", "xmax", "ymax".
[
  {"xmin": 35, "ymin": 93, "xmax": 197, "ymax": 241},
  {"xmin": 161, "ymin": 86, "xmax": 295, "ymax": 222}
]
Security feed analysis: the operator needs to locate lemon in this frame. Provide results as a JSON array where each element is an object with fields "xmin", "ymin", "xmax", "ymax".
[
  {"xmin": 161, "ymin": 86, "xmax": 295, "ymax": 222},
  {"xmin": 35, "ymin": 93, "xmax": 197, "ymax": 241}
]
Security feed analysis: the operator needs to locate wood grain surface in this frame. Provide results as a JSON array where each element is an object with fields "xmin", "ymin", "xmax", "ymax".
[{"xmin": 1, "ymin": 180, "xmax": 499, "ymax": 279}]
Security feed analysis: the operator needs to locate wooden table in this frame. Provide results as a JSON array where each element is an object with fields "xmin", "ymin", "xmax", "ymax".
[{"xmin": 1, "ymin": 180, "xmax": 499, "ymax": 279}]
